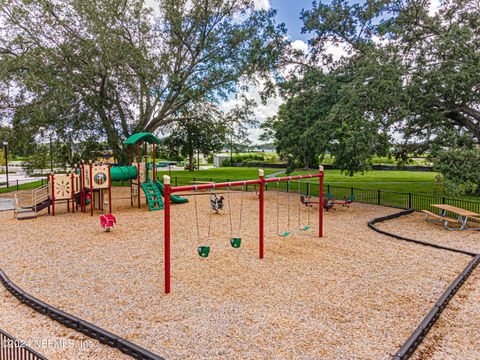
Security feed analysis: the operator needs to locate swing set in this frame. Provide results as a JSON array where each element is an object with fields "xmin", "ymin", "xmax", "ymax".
[
  {"xmin": 193, "ymin": 182, "xmax": 245, "ymax": 258},
  {"xmin": 275, "ymin": 177, "xmax": 314, "ymax": 236},
  {"xmin": 162, "ymin": 167, "xmax": 325, "ymax": 294}
]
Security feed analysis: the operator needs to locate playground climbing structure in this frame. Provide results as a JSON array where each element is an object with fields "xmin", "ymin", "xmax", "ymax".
[{"xmin": 13, "ymin": 132, "xmax": 187, "ymax": 219}]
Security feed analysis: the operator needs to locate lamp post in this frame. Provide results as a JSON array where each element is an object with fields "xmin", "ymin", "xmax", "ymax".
[{"xmin": 3, "ymin": 141, "xmax": 8, "ymax": 188}]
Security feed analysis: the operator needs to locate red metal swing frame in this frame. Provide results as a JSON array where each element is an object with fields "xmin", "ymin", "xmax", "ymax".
[{"xmin": 162, "ymin": 167, "xmax": 325, "ymax": 294}]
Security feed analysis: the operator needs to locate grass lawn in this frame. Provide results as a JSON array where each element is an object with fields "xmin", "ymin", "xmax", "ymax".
[
  {"xmin": 2, "ymin": 166, "xmax": 478, "ymax": 202},
  {"xmin": 0, "ymin": 179, "xmax": 46, "ymax": 194},
  {"xmin": 156, "ymin": 167, "xmax": 280, "ymax": 185},
  {"xmin": 156, "ymin": 167, "xmax": 479, "ymax": 201},
  {"xmin": 291, "ymin": 169, "xmax": 443, "ymax": 195}
]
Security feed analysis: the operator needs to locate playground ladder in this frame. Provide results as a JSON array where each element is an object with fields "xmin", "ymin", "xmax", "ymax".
[{"xmin": 140, "ymin": 181, "xmax": 164, "ymax": 211}]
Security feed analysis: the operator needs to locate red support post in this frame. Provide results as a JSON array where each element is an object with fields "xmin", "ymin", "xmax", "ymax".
[
  {"xmin": 71, "ymin": 171, "xmax": 75, "ymax": 214},
  {"xmin": 89, "ymin": 161, "xmax": 93, "ymax": 216},
  {"xmin": 129, "ymin": 145, "xmax": 133, "ymax": 207},
  {"xmin": 259, "ymin": 169, "xmax": 265, "ymax": 259},
  {"xmin": 66, "ymin": 171, "xmax": 70, "ymax": 213},
  {"xmin": 152, "ymin": 144, "xmax": 156, "ymax": 182},
  {"xmin": 108, "ymin": 163, "xmax": 112, "ymax": 214},
  {"xmin": 144, "ymin": 142, "xmax": 148, "ymax": 180},
  {"xmin": 137, "ymin": 142, "xmax": 141, "ymax": 208},
  {"xmin": 81, "ymin": 161, "xmax": 85, "ymax": 212},
  {"xmin": 51, "ymin": 173, "xmax": 55, "ymax": 216},
  {"xmin": 164, "ymin": 175, "xmax": 171, "ymax": 294},
  {"xmin": 74, "ymin": 164, "xmax": 78, "ymax": 211},
  {"xmin": 319, "ymin": 165, "xmax": 324, "ymax": 238}
]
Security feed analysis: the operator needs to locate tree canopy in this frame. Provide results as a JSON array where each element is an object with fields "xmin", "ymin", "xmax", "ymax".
[
  {"xmin": 0, "ymin": 0, "xmax": 287, "ymax": 160},
  {"xmin": 263, "ymin": 0, "xmax": 480, "ymax": 193}
]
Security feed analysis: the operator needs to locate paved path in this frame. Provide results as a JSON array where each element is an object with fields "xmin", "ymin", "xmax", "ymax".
[
  {"xmin": 0, "ymin": 198, "xmax": 14, "ymax": 211},
  {"xmin": 266, "ymin": 169, "xmax": 286, "ymax": 178}
]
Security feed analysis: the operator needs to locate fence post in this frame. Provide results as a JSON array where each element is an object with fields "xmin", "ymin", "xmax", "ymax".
[
  {"xmin": 351, "ymin": 186, "xmax": 354, "ymax": 196},
  {"xmin": 327, "ymin": 184, "xmax": 330, "ymax": 194},
  {"xmin": 287, "ymin": 181, "xmax": 290, "ymax": 193},
  {"xmin": 442, "ymin": 196, "xmax": 446, "ymax": 204},
  {"xmin": 175, "ymin": 177, "xmax": 178, "ymax": 187},
  {"xmin": 307, "ymin": 182, "xmax": 310, "ymax": 196},
  {"xmin": 17, "ymin": 180, "xmax": 19, "ymax": 191},
  {"xmin": 408, "ymin": 193, "xmax": 412, "ymax": 209},
  {"xmin": 377, "ymin": 190, "xmax": 381, "ymax": 205}
]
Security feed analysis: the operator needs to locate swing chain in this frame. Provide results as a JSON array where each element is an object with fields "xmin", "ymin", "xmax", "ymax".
[
  {"xmin": 276, "ymin": 181, "xmax": 280, "ymax": 234},
  {"xmin": 237, "ymin": 181, "xmax": 245, "ymax": 236},
  {"xmin": 227, "ymin": 182, "xmax": 233, "ymax": 239},
  {"xmin": 193, "ymin": 184, "xmax": 202, "ymax": 246}
]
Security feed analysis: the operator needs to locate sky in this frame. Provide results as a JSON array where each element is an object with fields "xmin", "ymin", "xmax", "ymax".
[{"xmin": 270, "ymin": 0, "xmax": 315, "ymax": 42}]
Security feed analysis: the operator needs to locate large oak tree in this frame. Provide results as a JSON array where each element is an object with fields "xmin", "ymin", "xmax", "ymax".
[{"xmin": 0, "ymin": 0, "xmax": 287, "ymax": 161}]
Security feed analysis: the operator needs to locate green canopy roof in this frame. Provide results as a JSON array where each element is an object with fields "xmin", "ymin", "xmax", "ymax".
[{"xmin": 124, "ymin": 132, "xmax": 161, "ymax": 145}]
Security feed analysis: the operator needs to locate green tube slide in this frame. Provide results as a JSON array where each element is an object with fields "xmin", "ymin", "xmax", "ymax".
[
  {"xmin": 110, "ymin": 166, "xmax": 138, "ymax": 182},
  {"xmin": 155, "ymin": 180, "xmax": 188, "ymax": 204},
  {"xmin": 109, "ymin": 165, "xmax": 188, "ymax": 204}
]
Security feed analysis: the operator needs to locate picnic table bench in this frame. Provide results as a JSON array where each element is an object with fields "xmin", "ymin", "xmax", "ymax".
[{"xmin": 422, "ymin": 204, "xmax": 480, "ymax": 230}]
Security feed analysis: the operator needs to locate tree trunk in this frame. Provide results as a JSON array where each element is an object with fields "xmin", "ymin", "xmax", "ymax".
[{"xmin": 188, "ymin": 149, "xmax": 194, "ymax": 172}]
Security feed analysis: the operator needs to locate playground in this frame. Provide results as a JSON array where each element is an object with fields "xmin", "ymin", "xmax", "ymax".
[
  {"xmin": 0, "ymin": 133, "xmax": 478, "ymax": 359},
  {"xmin": 1, "ymin": 184, "xmax": 478, "ymax": 359}
]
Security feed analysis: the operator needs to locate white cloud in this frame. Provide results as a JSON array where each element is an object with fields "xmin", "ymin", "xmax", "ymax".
[
  {"xmin": 291, "ymin": 39, "xmax": 308, "ymax": 53},
  {"xmin": 254, "ymin": 0, "xmax": 271, "ymax": 10},
  {"xmin": 324, "ymin": 40, "xmax": 349, "ymax": 62},
  {"xmin": 428, "ymin": 0, "xmax": 441, "ymax": 15},
  {"xmin": 220, "ymin": 80, "xmax": 283, "ymax": 143}
]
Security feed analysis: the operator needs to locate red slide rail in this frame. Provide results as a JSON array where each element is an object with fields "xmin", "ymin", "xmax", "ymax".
[{"xmin": 163, "ymin": 167, "xmax": 324, "ymax": 294}]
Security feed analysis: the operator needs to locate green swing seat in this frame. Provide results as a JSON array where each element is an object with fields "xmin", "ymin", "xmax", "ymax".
[
  {"xmin": 279, "ymin": 231, "xmax": 290, "ymax": 237},
  {"xmin": 198, "ymin": 246, "xmax": 211, "ymax": 258},
  {"xmin": 230, "ymin": 237, "xmax": 241, "ymax": 248},
  {"xmin": 300, "ymin": 225, "xmax": 311, "ymax": 231}
]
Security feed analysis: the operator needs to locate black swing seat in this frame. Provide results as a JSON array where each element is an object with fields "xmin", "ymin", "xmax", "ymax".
[{"xmin": 210, "ymin": 195, "xmax": 224, "ymax": 212}]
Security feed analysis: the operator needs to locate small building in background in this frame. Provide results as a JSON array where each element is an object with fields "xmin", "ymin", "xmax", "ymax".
[{"xmin": 213, "ymin": 154, "xmax": 231, "ymax": 168}]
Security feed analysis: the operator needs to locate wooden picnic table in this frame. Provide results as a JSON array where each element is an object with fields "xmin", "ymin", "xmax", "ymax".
[{"xmin": 426, "ymin": 204, "xmax": 480, "ymax": 230}]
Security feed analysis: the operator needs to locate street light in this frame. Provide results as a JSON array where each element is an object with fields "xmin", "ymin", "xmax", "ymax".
[{"xmin": 3, "ymin": 141, "xmax": 8, "ymax": 188}]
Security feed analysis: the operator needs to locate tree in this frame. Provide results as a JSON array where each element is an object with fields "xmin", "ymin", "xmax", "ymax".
[
  {"xmin": 265, "ymin": 0, "xmax": 480, "ymax": 192},
  {"xmin": 0, "ymin": 0, "xmax": 287, "ymax": 161},
  {"xmin": 162, "ymin": 102, "xmax": 227, "ymax": 171},
  {"xmin": 261, "ymin": 66, "xmax": 391, "ymax": 172},
  {"xmin": 224, "ymin": 96, "xmax": 257, "ymax": 158}
]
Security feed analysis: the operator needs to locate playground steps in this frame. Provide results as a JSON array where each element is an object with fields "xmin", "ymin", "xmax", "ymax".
[
  {"xmin": 15, "ymin": 198, "xmax": 52, "ymax": 220},
  {"xmin": 140, "ymin": 182, "xmax": 164, "ymax": 211}
]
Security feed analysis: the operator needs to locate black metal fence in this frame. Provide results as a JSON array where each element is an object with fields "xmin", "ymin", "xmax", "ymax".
[
  {"xmin": 324, "ymin": 185, "xmax": 480, "ymax": 214},
  {"xmin": 1, "ymin": 328, "xmax": 48, "ymax": 360},
  {"xmin": 0, "ymin": 178, "xmax": 47, "ymax": 192},
  {"xmin": 3, "ymin": 174, "xmax": 480, "ymax": 215}
]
